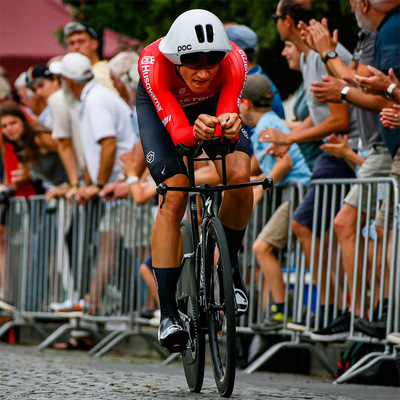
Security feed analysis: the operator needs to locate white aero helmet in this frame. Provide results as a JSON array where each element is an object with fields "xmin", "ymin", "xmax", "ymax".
[{"xmin": 159, "ymin": 9, "xmax": 232, "ymax": 67}]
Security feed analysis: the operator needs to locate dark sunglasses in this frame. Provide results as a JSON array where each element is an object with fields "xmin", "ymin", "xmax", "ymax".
[
  {"xmin": 180, "ymin": 51, "xmax": 226, "ymax": 69},
  {"xmin": 272, "ymin": 13, "xmax": 285, "ymax": 23}
]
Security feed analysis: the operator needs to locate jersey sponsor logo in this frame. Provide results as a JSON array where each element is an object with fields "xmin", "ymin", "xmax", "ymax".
[
  {"xmin": 161, "ymin": 164, "xmax": 167, "ymax": 175},
  {"xmin": 141, "ymin": 56, "xmax": 155, "ymax": 65},
  {"xmin": 177, "ymin": 44, "xmax": 192, "ymax": 53},
  {"xmin": 179, "ymin": 96, "xmax": 211, "ymax": 107},
  {"xmin": 146, "ymin": 151, "xmax": 155, "ymax": 164},
  {"xmin": 179, "ymin": 88, "xmax": 186, "ymax": 95},
  {"xmin": 161, "ymin": 115, "xmax": 171, "ymax": 127},
  {"xmin": 141, "ymin": 64, "xmax": 162, "ymax": 112},
  {"xmin": 237, "ymin": 49, "xmax": 248, "ymax": 110}
]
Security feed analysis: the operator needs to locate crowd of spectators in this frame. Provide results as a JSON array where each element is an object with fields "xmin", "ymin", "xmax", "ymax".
[{"xmin": 0, "ymin": 0, "xmax": 399, "ymax": 371}]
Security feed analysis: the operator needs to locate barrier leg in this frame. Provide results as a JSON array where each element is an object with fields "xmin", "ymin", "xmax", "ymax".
[
  {"xmin": 334, "ymin": 351, "xmax": 387, "ymax": 384},
  {"xmin": 0, "ymin": 320, "xmax": 48, "ymax": 340},
  {"xmin": 93, "ymin": 329, "xmax": 137, "ymax": 358},
  {"xmin": 37, "ymin": 323, "xmax": 75, "ymax": 351},
  {"xmin": 88, "ymin": 329, "xmax": 122, "ymax": 356},
  {"xmin": 244, "ymin": 340, "xmax": 336, "ymax": 376},
  {"xmin": 162, "ymin": 353, "xmax": 180, "ymax": 365},
  {"xmin": 36, "ymin": 319, "xmax": 103, "ymax": 351}
]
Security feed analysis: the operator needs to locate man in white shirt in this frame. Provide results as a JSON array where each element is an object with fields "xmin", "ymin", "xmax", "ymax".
[{"xmin": 50, "ymin": 53, "xmax": 136, "ymax": 203}]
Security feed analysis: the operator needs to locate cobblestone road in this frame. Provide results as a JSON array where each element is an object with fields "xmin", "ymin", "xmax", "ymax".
[{"xmin": 0, "ymin": 344, "xmax": 399, "ymax": 399}]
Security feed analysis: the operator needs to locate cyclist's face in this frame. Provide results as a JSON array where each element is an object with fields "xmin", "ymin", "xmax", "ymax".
[
  {"xmin": 178, "ymin": 65, "xmax": 219, "ymax": 94},
  {"xmin": 0, "ymin": 115, "xmax": 25, "ymax": 142}
]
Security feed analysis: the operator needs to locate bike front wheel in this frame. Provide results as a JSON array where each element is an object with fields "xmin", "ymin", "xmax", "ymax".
[
  {"xmin": 204, "ymin": 217, "xmax": 236, "ymax": 398},
  {"xmin": 177, "ymin": 220, "xmax": 205, "ymax": 393}
]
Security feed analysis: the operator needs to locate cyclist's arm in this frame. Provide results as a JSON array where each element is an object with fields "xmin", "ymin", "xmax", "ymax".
[
  {"xmin": 215, "ymin": 43, "xmax": 247, "ymax": 140},
  {"xmin": 138, "ymin": 43, "xmax": 199, "ymax": 148}
]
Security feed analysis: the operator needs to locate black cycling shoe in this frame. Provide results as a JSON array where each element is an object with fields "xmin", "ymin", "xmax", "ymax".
[{"xmin": 158, "ymin": 316, "xmax": 189, "ymax": 353}]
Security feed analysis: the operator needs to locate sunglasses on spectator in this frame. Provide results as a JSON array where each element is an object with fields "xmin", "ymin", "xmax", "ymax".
[
  {"xmin": 180, "ymin": 51, "xmax": 226, "ymax": 69},
  {"xmin": 272, "ymin": 14, "xmax": 285, "ymax": 23}
]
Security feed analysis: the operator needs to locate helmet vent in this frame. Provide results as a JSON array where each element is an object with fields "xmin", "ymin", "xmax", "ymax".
[
  {"xmin": 206, "ymin": 24, "xmax": 214, "ymax": 42},
  {"xmin": 195, "ymin": 25, "xmax": 205, "ymax": 43}
]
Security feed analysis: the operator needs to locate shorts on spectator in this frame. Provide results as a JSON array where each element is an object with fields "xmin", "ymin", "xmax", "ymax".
[
  {"xmin": 344, "ymin": 145, "xmax": 392, "ymax": 214},
  {"xmin": 375, "ymin": 148, "xmax": 400, "ymax": 228},
  {"xmin": 293, "ymin": 153, "xmax": 355, "ymax": 236},
  {"xmin": 257, "ymin": 201, "xmax": 290, "ymax": 249}
]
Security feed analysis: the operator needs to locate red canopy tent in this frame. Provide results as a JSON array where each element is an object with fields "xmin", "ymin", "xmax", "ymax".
[{"xmin": 0, "ymin": 0, "xmax": 139, "ymax": 87}]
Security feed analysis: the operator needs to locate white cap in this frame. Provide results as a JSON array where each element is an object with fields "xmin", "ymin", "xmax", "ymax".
[{"xmin": 49, "ymin": 53, "xmax": 93, "ymax": 80}]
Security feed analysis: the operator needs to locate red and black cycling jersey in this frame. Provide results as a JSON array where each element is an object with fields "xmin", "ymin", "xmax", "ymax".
[{"xmin": 138, "ymin": 39, "xmax": 248, "ymax": 148}]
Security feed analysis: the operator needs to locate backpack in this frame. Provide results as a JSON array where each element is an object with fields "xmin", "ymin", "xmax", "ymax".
[{"xmin": 336, "ymin": 341, "xmax": 399, "ymax": 386}]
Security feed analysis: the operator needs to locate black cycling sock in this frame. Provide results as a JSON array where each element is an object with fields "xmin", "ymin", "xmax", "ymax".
[
  {"xmin": 152, "ymin": 266, "xmax": 182, "ymax": 321},
  {"xmin": 222, "ymin": 225, "xmax": 246, "ymax": 289}
]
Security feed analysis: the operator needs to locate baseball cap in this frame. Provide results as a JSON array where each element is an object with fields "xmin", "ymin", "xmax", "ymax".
[
  {"xmin": 226, "ymin": 25, "xmax": 258, "ymax": 53},
  {"xmin": 242, "ymin": 75, "xmax": 273, "ymax": 108},
  {"xmin": 25, "ymin": 65, "xmax": 53, "ymax": 88},
  {"xmin": 64, "ymin": 21, "xmax": 98, "ymax": 39},
  {"xmin": 49, "ymin": 53, "xmax": 93, "ymax": 81}
]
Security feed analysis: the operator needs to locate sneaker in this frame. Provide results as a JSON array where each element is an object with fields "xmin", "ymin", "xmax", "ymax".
[
  {"xmin": 0, "ymin": 299, "xmax": 15, "ymax": 312},
  {"xmin": 354, "ymin": 318, "xmax": 387, "ymax": 339},
  {"xmin": 310, "ymin": 311, "xmax": 351, "ymax": 342},
  {"xmin": 158, "ymin": 316, "xmax": 189, "ymax": 353},
  {"xmin": 140, "ymin": 309, "xmax": 156, "ymax": 319},
  {"xmin": 234, "ymin": 288, "xmax": 248, "ymax": 317},
  {"xmin": 53, "ymin": 299, "xmax": 84, "ymax": 318},
  {"xmin": 50, "ymin": 299, "xmax": 83, "ymax": 312},
  {"xmin": 251, "ymin": 304, "xmax": 290, "ymax": 332},
  {"xmin": 388, "ymin": 332, "xmax": 400, "ymax": 345},
  {"xmin": 287, "ymin": 314, "xmax": 324, "ymax": 333}
]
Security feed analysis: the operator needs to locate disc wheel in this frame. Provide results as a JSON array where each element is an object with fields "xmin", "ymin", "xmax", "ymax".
[
  {"xmin": 176, "ymin": 220, "xmax": 205, "ymax": 393},
  {"xmin": 204, "ymin": 217, "xmax": 236, "ymax": 398}
]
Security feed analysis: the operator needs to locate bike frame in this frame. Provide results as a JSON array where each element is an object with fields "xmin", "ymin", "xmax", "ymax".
[{"xmin": 157, "ymin": 151, "xmax": 272, "ymax": 314}]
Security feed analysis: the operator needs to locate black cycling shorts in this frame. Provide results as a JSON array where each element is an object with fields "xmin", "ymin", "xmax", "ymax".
[{"xmin": 136, "ymin": 79, "xmax": 251, "ymax": 185}]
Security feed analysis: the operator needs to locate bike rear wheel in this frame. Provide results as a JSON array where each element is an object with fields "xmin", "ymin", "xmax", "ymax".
[
  {"xmin": 204, "ymin": 217, "xmax": 236, "ymax": 398},
  {"xmin": 176, "ymin": 220, "xmax": 205, "ymax": 393}
]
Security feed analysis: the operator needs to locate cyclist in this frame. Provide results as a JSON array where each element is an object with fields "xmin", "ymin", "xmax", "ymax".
[{"xmin": 137, "ymin": 9, "xmax": 253, "ymax": 352}]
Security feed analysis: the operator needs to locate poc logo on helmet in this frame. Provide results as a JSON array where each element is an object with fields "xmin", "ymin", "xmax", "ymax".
[{"xmin": 177, "ymin": 44, "xmax": 192, "ymax": 53}]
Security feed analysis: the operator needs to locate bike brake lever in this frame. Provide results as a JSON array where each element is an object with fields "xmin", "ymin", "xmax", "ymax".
[
  {"xmin": 156, "ymin": 183, "xmax": 168, "ymax": 209},
  {"xmin": 262, "ymin": 177, "xmax": 273, "ymax": 201}
]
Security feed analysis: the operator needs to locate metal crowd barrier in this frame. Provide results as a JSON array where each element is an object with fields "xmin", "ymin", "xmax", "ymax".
[
  {"xmin": 0, "ymin": 176, "xmax": 399, "ymax": 378},
  {"xmin": 0, "ymin": 195, "xmax": 157, "ymax": 355},
  {"xmin": 244, "ymin": 177, "xmax": 400, "ymax": 378}
]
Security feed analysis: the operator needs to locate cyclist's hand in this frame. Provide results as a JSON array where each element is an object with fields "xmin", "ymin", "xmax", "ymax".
[
  {"xmin": 194, "ymin": 114, "xmax": 219, "ymax": 140},
  {"xmin": 217, "ymin": 113, "xmax": 241, "ymax": 140}
]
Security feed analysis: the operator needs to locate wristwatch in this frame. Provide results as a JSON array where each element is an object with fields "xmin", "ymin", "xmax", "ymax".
[
  {"xmin": 386, "ymin": 83, "xmax": 397, "ymax": 99},
  {"xmin": 341, "ymin": 86, "xmax": 350, "ymax": 102},
  {"xmin": 323, "ymin": 49, "xmax": 338, "ymax": 63}
]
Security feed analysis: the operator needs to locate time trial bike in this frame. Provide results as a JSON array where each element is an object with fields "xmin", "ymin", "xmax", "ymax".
[{"xmin": 156, "ymin": 139, "xmax": 272, "ymax": 398}]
